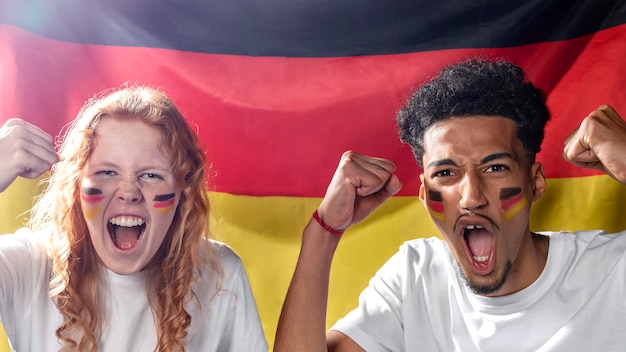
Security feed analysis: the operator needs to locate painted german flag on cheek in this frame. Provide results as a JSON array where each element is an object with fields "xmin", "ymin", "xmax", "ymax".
[
  {"xmin": 80, "ymin": 187, "xmax": 104, "ymax": 204},
  {"xmin": 500, "ymin": 187, "xmax": 529, "ymax": 221},
  {"xmin": 426, "ymin": 190, "xmax": 445, "ymax": 221},
  {"xmin": 80, "ymin": 187, "xmax": 104, "ymax": 219},
  {"xmin": 1, "ymin": 1, "xmax": 626, "ymax": 349},
  {"xmin": 153, "ymin": 193, "xmax": 176, "ymax": 215}
]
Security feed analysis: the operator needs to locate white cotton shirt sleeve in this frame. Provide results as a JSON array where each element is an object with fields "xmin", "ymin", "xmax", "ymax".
[
  {"xmin": 330, "ymin": 237, "xmax": 453, "ymax": 352},
  {"xmin": 0, "ymin": 228, "xmax": 62, "ymax": 351}
]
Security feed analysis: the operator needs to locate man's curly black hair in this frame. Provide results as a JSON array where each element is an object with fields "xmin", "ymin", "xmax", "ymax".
[{"xmin": 397, "ymin": 58, "xmax": 551, "ymax": 167}]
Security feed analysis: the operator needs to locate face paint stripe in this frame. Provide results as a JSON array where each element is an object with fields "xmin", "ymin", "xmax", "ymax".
[
  {"xmin": 499, "ymin": 187, "xmax": 522, "ymax": 201},
  {"xmin": 426, "ymin": 190, "xmax": 444, "ymax": 220},
  {"xmin": 153, "ymin": 193, "xmax": 175, "ymax": 202},
  {"xmin": 81, "ymin": 193, "xmax": 105, "ymax": 204},
  {"xmin": 504, "ymin": 197, "xmax": 528, "ymax": 221},
  {"xmin": 154, "ymin": 199, "xmax": 176, "ymax": 208},
  {"xmin": 428, "ymin": 190, "xmax": 443, "ymax": 202},
  {"xmin": 153, "ymin": 193, "xmax": 176, "ymax": 208},
  {"xmin": 81, "ymin": 187, "xmax": 103, "ymax": 195},
  {"xmin": 81, "ymin": 205, "xmax": 101, "ymax": 219},
  {"xmin": 427, "ymin": 199, "xmax": 444, "ymax": 213},
  {"xmin": 500, "ymin": 187, "xmax": 527, "ymax": 220},
  {"xmin": 501, "ymin": 193, "xmax": 523, "ymax": 212},
  {"xmin": 153, "ymin": 193, "xmax": 176, "ymax": 213},
  {"xmin": 81, "ymin": 187, "xmax": 104, "ymax": 204},
  {"xmin": 155, "ymin": 205, "xmax": 175, "ymax": 215},
  {"xmin": 429, "ymin": 210, "xmax": 445, "ymax": 221},
  {"xmin": 427, "ymin": 190, "xmax": 444, "ymax": 213}
]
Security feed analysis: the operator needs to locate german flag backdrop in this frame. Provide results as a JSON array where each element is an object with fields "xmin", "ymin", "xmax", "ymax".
[{"xmin": 1, "ymin": 0, "xmax": 626, "ymax": 349}]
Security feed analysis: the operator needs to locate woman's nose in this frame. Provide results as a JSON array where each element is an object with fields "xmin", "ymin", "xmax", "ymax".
[{"xmin": 116, "ymin": 177, "xmax": 143, "ymax": 203}]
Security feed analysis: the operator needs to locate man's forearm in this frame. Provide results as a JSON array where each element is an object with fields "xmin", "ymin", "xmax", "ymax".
[{"xmin": 274, "ymin": 219, "xmax": 341, "ymax": 351}]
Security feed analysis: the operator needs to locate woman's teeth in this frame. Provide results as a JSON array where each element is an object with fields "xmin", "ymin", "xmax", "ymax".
[{"xmin": 109, "ymin": 216, "xmax": 145, "ymax": 227}]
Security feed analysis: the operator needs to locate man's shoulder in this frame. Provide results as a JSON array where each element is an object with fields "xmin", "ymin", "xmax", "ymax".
[
  {"xmin": 542, "ymin": 229, "xmax": 626, "ymax": 248},
  {"xmin": 542, "ymin": 230, "xmax": 626, "ymax": 271},
  {"xmin": 401, "ymin": 236, "xmax": 449, "ymax": 253},
  {"xmin": 387, "ymin": 236, "xmax": 455, "ymax": 273}
]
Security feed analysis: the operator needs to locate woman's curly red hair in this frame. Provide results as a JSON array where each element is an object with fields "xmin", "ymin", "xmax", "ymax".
[{"xmin": 29, "ymin": 85, "xmax": 221, "ymax": 351}]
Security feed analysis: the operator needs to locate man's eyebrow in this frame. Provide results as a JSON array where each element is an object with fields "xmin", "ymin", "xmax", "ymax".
[
  {"xmin": 427, "ymin": 153, "xmax": 513, "ymax": 168},
  {"xmin": 427, "ymin": 159, "xmax": 457, "ymax": 168},
  {"xmin": 481, "ymin": 152, "xmax": 513, "ymax": 164}
]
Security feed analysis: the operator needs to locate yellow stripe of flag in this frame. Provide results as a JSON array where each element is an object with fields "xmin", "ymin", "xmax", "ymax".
[{"xmin": 2, "ymin": 175, "xmax": 626, "ymax": 350}]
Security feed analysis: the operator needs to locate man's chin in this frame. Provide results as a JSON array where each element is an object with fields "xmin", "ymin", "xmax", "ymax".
[{"xmin": 457, "ymin": 260, "xmax": 512, "ymax": 296}]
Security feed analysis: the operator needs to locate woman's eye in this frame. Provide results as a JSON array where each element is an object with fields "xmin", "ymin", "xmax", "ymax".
[
  {"xmin": 96, "ymin": 170, "xmax": 117, "ymax": 176},
  {"xmin": 141, "ymin": 173, "xmax": 163, "ymax": 180}
]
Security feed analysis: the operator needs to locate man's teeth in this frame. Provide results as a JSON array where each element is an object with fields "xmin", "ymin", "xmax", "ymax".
[
  {"xmin": 109, "ymin": 216, "xmax": 145, "ymax": 227},
  {"xmin": 466, "ymin": 225, "xmax": 487, "ymax": 262}
]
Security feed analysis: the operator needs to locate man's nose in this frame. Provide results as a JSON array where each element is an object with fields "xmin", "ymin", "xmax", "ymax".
[{"xmin": 459, "ymin": 172, "xmax": 487, "ymax": 211}]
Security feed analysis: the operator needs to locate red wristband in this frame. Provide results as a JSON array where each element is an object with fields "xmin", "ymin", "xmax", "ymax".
[{"xmin": 312, "ymin": 210, "xmax": 344, "ymax": 237}]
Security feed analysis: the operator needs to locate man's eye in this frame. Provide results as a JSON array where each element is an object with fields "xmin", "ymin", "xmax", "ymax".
[
  {"xmin": 433, "ymin": 169, "xmax": 453, "ymax": 177},
  {"xmin": 486, "ymin": 165, "xmax": 509, "ymax": 173}
]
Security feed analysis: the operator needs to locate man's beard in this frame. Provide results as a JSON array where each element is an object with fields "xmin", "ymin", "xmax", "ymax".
[{"xmin": 456, "ymin": 260, "xmax": 512, "ymax": 295}]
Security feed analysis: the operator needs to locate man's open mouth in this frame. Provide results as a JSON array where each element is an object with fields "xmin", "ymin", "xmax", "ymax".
[
  {"xmin": 462, "ymin": 223, "xmax": 496, "ymax": 275},
  {"xmin": 464, "ymin": 225, "xmax": 493, "ymax": 262},
  {"xmin": 107, "ymin": 216, "xmax": 146, "ymax": 250}
]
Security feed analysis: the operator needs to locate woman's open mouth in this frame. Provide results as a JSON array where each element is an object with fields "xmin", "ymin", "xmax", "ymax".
[{"xmin": 107, "ymin": 216, "xmax": 146, "ymax": 250}]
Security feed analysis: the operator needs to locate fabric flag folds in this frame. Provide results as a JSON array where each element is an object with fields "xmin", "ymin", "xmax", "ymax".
[{"xmin": 1, "ymin": 0, "xmax": 626, "ymax": 348}]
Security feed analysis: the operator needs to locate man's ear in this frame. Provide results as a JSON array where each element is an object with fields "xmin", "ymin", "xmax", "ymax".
[
  {"xmin": 419, "ymin": 173, "xmax": 426, "ymax": 204},
  {"xmin": 531, "ymin": 162, "xmax": 546, "ymax": 202}
]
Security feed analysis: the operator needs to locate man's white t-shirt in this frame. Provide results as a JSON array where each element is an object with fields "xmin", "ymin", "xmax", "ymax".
[
  {"xmin": 0, "ymin": 228, "xmax": 268, "ymax": 351},
  {"xmin": 332, "ymin": 230, "xmax": 626, "ymax": 351}
]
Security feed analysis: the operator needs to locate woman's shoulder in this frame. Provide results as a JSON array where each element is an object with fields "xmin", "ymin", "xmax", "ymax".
[
  {"xmin": 0, "ymin": 227, "xmax": 51, "ymax": 284},
  {"xmin": 0, "ymin": 227, "xmax": 47, "ymax": 254},
  {"xmin": 193, "ymin": 239, "xmax": 250, "ymax": 295},
  {"xmin": 204, "ymin": 239, "xmax": 241, "ymax": 262},
  {"xmin": 197, "ymin": 238, "xmax": 244, "ymax": 276}
]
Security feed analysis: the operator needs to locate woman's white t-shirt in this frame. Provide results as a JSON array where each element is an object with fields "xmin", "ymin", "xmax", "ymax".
[{"xmin": 0, "ymin": 228, "xmax": 268, "ymax": 351}]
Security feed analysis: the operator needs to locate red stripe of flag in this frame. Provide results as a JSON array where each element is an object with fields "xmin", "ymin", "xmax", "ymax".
[{"xmin": 2, "ymin": 24, "xmax": 626, "ymax": 197}]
